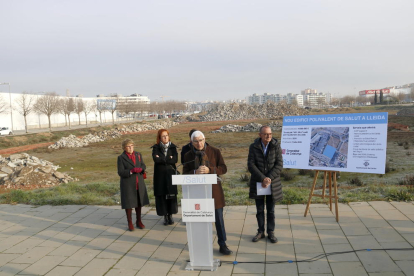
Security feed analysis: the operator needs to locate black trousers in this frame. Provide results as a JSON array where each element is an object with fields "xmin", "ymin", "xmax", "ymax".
[
  {"xmin": 155, "ymin": 195, "xmax": 178, "ymax": 216},
  {"xmin": 255, "ymin": 195, "xmax": 275, "ymax": 234},
  {"xmin": 215, "ymin": 208, "xmax": 227, "ymax": 246}
]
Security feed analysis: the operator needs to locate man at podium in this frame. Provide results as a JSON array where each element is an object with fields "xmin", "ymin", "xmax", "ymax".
[{"xmin": 183, "ymin": 131, "xmax": 233, "ymax": 255}]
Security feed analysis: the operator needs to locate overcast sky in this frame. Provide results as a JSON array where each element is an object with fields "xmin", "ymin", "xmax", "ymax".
[{"xmin": 1, "ymin": 0, "xmax": 413, "ymax": 102}]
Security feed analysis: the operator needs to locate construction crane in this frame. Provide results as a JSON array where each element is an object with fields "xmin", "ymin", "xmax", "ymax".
[{"xmin": 160, "ymin": 95, "xmax": 169, "ymax": 102}]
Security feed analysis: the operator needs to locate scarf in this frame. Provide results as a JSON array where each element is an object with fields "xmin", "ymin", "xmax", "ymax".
[
  {"xmin": 125, "ymin": 151, "xmax": 138, "ymax": 190},
  {"xmin": 194, "ymin": 144, "xmax": 209, "ymax": 168},
  {"xmin": 160, "ymin": 141, "xmax": 170, "ymax": 156}
]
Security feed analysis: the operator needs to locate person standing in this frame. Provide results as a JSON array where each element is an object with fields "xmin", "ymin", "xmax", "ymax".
[
  {"xmin": 152, "ymin": 129, "xmax": 179, "ymax": 225},
  {"xmin": 183, "ymin": 131, "xmax": 232, "ymax": 255},
  {"xmin": 248, "ymin": 126, "xmax": 283, "ymax": 243},
  {"xmin": 180, "ymin": 129, "xmax": 198, "ymax": 164},
  {"xmin": 117, "ymin": 139, "xmax": 149, "ymax": 231}
]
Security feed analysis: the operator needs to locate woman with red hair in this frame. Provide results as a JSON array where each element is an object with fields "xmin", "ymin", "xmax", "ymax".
[{"xmin": 151, "ymin": 129, "xmax": 178, "ymax": 225}]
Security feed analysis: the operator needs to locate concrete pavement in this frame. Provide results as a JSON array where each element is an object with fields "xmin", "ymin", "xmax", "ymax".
[{"xmin": 0, "ymin": 202, "xmax": 413, "ymax": 275}]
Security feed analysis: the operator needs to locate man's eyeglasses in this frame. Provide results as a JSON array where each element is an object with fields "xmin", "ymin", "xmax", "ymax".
[
  {"xmin": 261, "ymin": 133, "xmax": 272, "ymax": 136},
  {"xmin": 193, "ymin": 139, "xmax": 205, "ymax": 143}
]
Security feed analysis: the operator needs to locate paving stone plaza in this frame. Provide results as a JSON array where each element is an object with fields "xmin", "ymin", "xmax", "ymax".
[{"xmin": 0, "ymin": 202, "xmax": 413, "ymax": 276}]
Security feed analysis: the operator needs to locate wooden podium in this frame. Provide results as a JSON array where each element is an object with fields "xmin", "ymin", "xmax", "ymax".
[{"xmin": 304, "ymin": 170, "xmax": 339, "ymax": 222}]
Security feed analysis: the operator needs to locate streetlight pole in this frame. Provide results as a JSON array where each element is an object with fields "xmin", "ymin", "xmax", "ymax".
[{"xmin": 0, "ymin": 82, "xmax": 13, "ymax": 131}]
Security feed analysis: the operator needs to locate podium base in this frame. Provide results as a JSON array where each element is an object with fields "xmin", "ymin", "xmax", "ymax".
[{"xmin": 185, "ymin": 259, "xmax": 220, "ymax": 271}]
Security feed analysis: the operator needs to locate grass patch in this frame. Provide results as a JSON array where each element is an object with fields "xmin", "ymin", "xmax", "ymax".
[{"xmin": 0, "ymin": 182, "xmax": 120, "ymax": 205}]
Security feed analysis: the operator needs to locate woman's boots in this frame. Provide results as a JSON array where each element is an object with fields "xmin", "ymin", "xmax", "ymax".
[
  {"xmin": 163, "ymin": 214, "xmax": 174, "ymax": 226},
  {"xmin": 125, "ymin": 209, "xmax": 134, "ymax": 231},
  {"xmin": 167, "ymin": 214, "xmax": 174, "ymax": 225},
  {"xmin": 135, "ymin": 207, "xmax": 145, "ymax": 229}
]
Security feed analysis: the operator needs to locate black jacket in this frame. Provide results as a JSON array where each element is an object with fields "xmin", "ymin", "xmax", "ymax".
[
  {"xmin": 151, "ymin": 143, "xmax": 178, "ymax": 196},
  {"xmin": 248, "ymin": 138, "xmax": 283, "ymax": 202},
  {"xmin": 180, "ymin": 142, "xmax": 192, "ymax": 164}
]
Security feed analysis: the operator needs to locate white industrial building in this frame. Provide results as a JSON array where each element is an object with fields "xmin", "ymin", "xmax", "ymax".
[{"xmin": 0, "ymin": 92, "xmax": 150, "ymax": 132}]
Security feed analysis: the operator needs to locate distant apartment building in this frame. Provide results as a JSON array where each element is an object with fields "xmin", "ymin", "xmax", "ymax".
[
  {"xmin": 301, "ymin": 88, "xmax": 317, "ymax": 95},
  {"xmin": 246, "ymin": 89, "xmax": 330, "ymax": 107},
  {"xmin": 246, "ymin": 93, "xmax": 298, "ymax": 105},
  {"xmin": 303, "ymin": 92, "xmax": 331, "ymax": 107}
]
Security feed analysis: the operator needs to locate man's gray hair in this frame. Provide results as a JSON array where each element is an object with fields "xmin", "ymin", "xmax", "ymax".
[
  {"xmin": 259, "ymin": 125, "xmax": 271, "ymax": 133},
  {"xmin": 191, "ymin": 130, "xmax": 205, "ymax": 141}
]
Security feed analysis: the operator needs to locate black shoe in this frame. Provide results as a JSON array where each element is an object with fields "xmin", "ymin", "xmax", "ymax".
[
  {"xmin": 252, "ymin": 232, "xmax": 265, "ymax": 242},
  {"xmin": 268, "ymin": 231, "xmax": 278, "ymax": 243},
  {"xmin": 219, "ymin": 245, "xmax": 233, "ymax": 255},
  {"xmin": 168, "ymin": 214, "xmax": 174, "ymax": 225},
  {"xmin": 163, "ymin": 215, "xmax": 168, "ymax": 226}
]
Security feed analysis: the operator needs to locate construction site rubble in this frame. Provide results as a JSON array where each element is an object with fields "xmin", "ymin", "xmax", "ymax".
[
  {"xmin": 0, "ymin": 153, "xmax": 77, "ymax": 190},
  {"xmin": 211, "ymin": 121, "xmax": 283, "ymax": 133},
  {"xmin": 48, "ymin": 120, "xmax": 179, "ymax": 149},
  {"xmin": 190, "ymin": 102, "xmax": 309, "ymax": 122}
]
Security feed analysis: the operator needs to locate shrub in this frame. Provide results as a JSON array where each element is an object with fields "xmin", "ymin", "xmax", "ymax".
[
  {"xmin": 348, "ymin": 177, "xmax": 364, "ymax": 186},
  {"xmin": 239, "ymin": 173, "xmax": 250, "ymax": 182},
  {"xmin": 298, "ymin": 169, "xmax": 308, "ymax": 175},
  {"xmin": 308, "ymin": 170, "xmax": 315, "ymax": 178},
  {"xmin": 407, "ymin": 151, "xmax": 411, "ymax": 156},
  {"xmin": 283, "ymin": 171, "xmax": 296, "ymax": 181},
  {"xmin": 397, "ymin": 174, "xmax": 414, "ymax": 186},
  {"xmin": 403, "ymin": 143, "xmax": 410, "ymax": 150},
  {"xmin": 387, "ymin": 190, "xmax": 413, "ymax": 202}
]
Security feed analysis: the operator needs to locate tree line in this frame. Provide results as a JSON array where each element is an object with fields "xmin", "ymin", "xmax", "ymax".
[{"xmin": 0, "ymin": 93, "xmax": 187, "ymax": 133}]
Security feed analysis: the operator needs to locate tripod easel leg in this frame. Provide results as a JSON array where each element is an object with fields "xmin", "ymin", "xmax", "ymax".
[
  {"xmin": 304, "ymin": 171, "xmax": 319, "ymax": 217},
  {"xmin": 333, "ymin": 172, "xmax": 339, "ymax": 222}
]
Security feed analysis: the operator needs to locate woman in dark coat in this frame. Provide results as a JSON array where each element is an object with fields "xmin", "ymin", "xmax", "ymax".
[
  {"xmin": 117, "ymin": 139, "xmax": 149, "ymax": 231},
  {"xmin": 151, "ymin": 129, "xmax": 178, "ymax": 225}
]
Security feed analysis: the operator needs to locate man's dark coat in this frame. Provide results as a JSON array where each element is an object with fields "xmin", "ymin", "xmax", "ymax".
[{"xmin": 248, "ymin": 138, "xmax": 283, "ymax": 203}]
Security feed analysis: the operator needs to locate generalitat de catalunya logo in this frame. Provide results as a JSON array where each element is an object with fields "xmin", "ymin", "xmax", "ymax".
[{"xmin": 195, "ymin": 204, "xmax": 200, "ymax": 210}]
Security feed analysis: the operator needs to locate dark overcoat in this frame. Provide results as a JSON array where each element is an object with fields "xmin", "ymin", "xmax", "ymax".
[
  {"xmin": 151, "ymin": 143, "xmax": 178, "ymax": 196},
  {"xmin": 183, "ymin": 145, "xmax": 227, "ymax": 209},
  {"xmin": 248, "ymin": 138, "xmax": 283, "ymax": 203},
  {"xmin": 117, "ymin": 151, "xmax": 150, "ymax": 209}
]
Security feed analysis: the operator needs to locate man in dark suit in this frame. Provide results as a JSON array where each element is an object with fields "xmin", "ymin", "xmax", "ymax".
[{"xmin": 248, "ymin": 126, "xmax": 283, "ymax": 243}]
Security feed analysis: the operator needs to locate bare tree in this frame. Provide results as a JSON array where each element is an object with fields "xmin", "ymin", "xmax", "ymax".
[
  {"xmin": 96, "ymin": 99, "xmax": 114, "ymax": 125},
  {"xmin": 15, "ymin": 92, "xmax": 35, "ymax": 133},
  {"xmin": 395, "ymin": 92, "xmax": 406, "ymax": 104},
  {"xmin": 83, "ymin": 101, "xmax": 96, "ymax": 126},
  {"xmin": 74, "ymin": 99, "xmax": 84, "ymax": 125},
  {"xmin": 0, "ymin": 94, "xmax": 8, "ymax": 114},
  {"xmin": 34, "ymin": 93, "xmax": 60, "ymax": 132},
  {"xmin": 340, "ymin": 95, "xmax": 354, "ymax": 106},
  {"xmin": 60, "ymin": 97, "xmax": 75, "ymax": 129},
  {"xmin": 108, "ymin": 97, "xmax": 117, "ymax": 124}
]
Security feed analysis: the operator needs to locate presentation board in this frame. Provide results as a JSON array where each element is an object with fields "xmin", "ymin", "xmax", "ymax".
[{"xmin": 281, "ymin": 112, "xmax": 388, "ymax": 174}]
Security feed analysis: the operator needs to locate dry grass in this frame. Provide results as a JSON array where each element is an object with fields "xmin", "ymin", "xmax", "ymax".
[{"xmin": 1, "ymin": 106, "xmax": 414, "ymax": 205}]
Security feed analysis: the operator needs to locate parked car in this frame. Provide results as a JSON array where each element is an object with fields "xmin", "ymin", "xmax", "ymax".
[{"xmin": 0, "ymin": 127, "xmax": 13, "ymax": 135}]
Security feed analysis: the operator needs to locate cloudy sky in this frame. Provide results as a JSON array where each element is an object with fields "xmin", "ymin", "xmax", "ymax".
[{"xmin": 1, "ymin": 0, "xmax": 413, "ymax": 102}]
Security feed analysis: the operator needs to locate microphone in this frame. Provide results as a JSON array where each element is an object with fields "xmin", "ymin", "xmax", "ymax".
[{"xmin": 175, "ymin": 159, "xmax": 197, "ymax": 175}]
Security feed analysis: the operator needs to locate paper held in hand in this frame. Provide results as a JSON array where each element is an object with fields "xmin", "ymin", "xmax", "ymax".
[{"xmin": 257, "ymin": 182, "xmax": 271, "ymax": 195}]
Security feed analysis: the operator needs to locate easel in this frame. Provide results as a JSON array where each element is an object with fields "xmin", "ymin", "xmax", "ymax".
[{"xmin": 304, "ymin": 170, "xmax": 339, "ymax": 222}]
